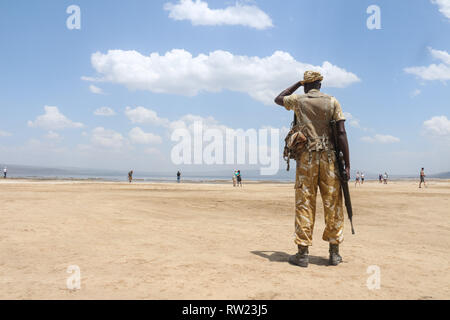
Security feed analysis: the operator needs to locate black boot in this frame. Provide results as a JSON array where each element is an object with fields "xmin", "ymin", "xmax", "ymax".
[
  {"xmin": 289, "ymin": 245, "xmax": 309, "ymax": 268},
  {"xmin": 329, "ymin": 244, "xmax": 342, "ymax": 266}
]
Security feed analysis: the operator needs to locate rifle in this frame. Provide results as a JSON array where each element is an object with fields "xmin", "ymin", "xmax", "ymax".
[{"xmin": 330, "ymin": 120, "xmax": 355, "ymax": 235}]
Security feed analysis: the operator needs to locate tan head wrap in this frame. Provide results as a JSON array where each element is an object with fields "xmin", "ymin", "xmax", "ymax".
[{"xmin": 300, "ymin": 71, "xmax": 323, "ymax": 85}]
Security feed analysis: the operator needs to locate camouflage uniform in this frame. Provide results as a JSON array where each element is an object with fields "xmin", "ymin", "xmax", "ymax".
[{"xmin": 284, "ymin": 89, "xmax": 346, "ymax": 247}]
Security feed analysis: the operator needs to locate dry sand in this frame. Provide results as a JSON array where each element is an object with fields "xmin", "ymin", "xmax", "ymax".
[{"xmin": 0, "ymin": 179, "xmax": 449, "ymax": 300}]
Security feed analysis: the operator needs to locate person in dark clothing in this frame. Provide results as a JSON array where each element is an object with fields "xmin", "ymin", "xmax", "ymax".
[{"xmin": 237, "ymin": 170, "xmax": 242, "ymax": 187}]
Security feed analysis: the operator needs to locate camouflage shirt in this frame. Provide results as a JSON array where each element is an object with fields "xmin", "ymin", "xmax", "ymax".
[{"xmin": 283, "ymin": 89, "xmax": 346, "ymax": 151}]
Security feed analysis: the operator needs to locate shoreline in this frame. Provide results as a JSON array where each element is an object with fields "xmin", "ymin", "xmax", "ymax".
[{"xmin": 0, "ymin": 177, "xmax": 448, "ymax": 185}]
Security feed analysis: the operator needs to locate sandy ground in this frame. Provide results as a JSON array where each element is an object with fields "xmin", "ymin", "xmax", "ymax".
[{"xmin": 0, "ymin": 179, "xmax": 449, "ymax": 300}]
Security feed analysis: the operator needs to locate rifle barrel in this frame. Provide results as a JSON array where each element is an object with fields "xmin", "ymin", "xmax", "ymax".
[{"xmin": 330, "ymin": 121, "xmax": 355, "ymax": 235}]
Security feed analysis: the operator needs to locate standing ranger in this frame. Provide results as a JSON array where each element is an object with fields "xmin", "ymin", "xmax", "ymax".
[{"xmin": 274, "ymin": 71, "xmax": 351, "ymax": 267}]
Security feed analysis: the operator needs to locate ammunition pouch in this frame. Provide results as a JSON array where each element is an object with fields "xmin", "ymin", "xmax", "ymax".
[
  {"xmin": 283, "ymin": 124, "xmax": 307, "ymax": 171},
  {"xmin": 305, "ymin": 135, "xmax": 333, "ymax": 152}
]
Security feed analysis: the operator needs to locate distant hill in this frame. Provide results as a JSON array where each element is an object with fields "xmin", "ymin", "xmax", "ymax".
[
  {"xmin": 429, "ymin": 172, "xmax": 450, "ymax": 179},
  {"xmin": 1, "ymin": 163, "xmax": 449, "ymax": 181},
  {"xmin": 1, "ymin": 164, "xmax": 124, "ymax": 178}
]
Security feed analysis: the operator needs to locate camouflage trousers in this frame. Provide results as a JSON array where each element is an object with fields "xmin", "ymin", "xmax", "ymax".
[{"xmin": 294, "ymin": 150, "xmax": 344, "ymax": 247}]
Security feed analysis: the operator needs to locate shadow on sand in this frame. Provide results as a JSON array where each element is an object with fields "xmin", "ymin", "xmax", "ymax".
[{"xmin": 251, "ymin": 251, "xmax": 329, "ymax": 266}]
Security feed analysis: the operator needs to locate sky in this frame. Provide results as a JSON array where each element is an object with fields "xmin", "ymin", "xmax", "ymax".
[{"xmin": 0, "ymin": 0, "xmax": 449, "ymax": 175}]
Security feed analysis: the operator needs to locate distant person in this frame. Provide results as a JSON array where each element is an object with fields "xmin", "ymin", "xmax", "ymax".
[
  {"xmin": 419, "ymin": 168, "xmax": 426, "ymax": 188},
  {"xmin": 383, "ymin": 172, "xmax": 388, "ymax": 184},
  {"xmin": 361, "ymin": 172, "xmax": 365, "ymax": 184},
  {"xmin": 355, "ymin": 171, "xmax": 360, "ymax": 187},
  {"xmin": 3, "ymin": 167, "xmax": 7, "ymax": 179},
  {"xmin": 379, "ymin": 174, "xmax": 383, "ymax": 184},
  {"xmin": 237, "ymin": 170, "xmax": 242, "ymax": 187},
  {"xmin": 232, "ymin": 171, "xmax": 237, "ymax": 187},
  {"xmin": 177, "ymin": 171, "xmax": 181, "ymax": 183},
  {"xmin": 128, "ymin": 170, "xmax": 133, "ymax": 183}
]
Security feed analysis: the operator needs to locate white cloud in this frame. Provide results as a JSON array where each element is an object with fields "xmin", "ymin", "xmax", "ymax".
[
  {"xmin": 129, "ymin": 127, "xmax": 162, "ymax": 145},
  {"xmin": 45, "ymin": 131, "xmax": 61, "ymax": 140},
  {"xmin": 124, "ymin": 106, "xmax": 235, "ymax": 138},
  {"xmin": 84, "ymin": 49, "xmax": 360, "ymax": 105},
  {"xmin": 170, "ymin": 113, "xmax": 225, "ymax": 129},
  {"xmin": 342, "ymin": 112, "xmax": 374, "ymax": 132},
  {"xmin": 91, "ymin": 127, "xmax": 125, "ymax": 150},
  {"xmin": 430, "ymin": 47, "xmax": 450, "ymax": 64},
  {"xmin": 423, "ymin": 115, "xmax": 450, "ymax": 137},
  {"xmin": 405, "ymin": 47, "xmax": 450, "ymax": 81},
  {"xmin": 411, "ymin": 89, "xmax": 422, "ymax": 97},
  {"xmin": 0, "ymin": 130, "xmax": 12, "ymax": 137},
  {"xmin": 262, "ymin": 125, "xmax": 290, "ymax": 137},
  {"xmin": 125, "ymin": 106, "xmax": 170, "ymax": 126},
  {"xmin": 25, "ymin": 138, "xmax": 67, "ymax": 153},
  {"xmin": 28, "ymin": 106, "xmax": 84, "ymax": 131},
  {"xmin": 164, "ymin": 0, "xmax": 273, "ymax": 30},
  {"xmin": 343, "ymin": 112, "xmax": 361, "ymax": 128},
  {"xmin": 94, "ymin": 107, "xmax": 116, "ymax": 116},
  {"xmin": 89, "ymin": 85, "xmax": 105, "ymax": 94},
  {"xmin": 145, "ymin": 147, "xmax": 161, "ymax": 155},
  {"xmin": 431, "ymin": 0, "xmax": 450, "ymax": 19},
  {"xmin": 125, "ymin": 106, "xmax": 282, "ymax": 145},
  {"xmin": 361, "ymin": 134, "xmax": 400, "ymax": 144}
]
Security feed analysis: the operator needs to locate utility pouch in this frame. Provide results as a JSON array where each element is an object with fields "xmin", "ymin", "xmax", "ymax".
[{"xmin": 283, "ymin": 114, "xmax": 307, "ymax": 171}]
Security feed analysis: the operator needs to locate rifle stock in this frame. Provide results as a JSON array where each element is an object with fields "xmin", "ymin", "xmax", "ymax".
[{"xmin": 330, "ymin": 120, "xmax": 355, "ymax": 235}]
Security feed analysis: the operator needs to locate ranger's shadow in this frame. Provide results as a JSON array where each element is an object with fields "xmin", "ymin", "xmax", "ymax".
[{"xmin": 251, "ymin": 251, "xmax": 329, "ymax": 266}]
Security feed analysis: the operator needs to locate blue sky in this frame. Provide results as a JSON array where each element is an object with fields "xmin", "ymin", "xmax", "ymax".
[{"xmin": 0, "ymin": 0, "xmax": 449, "ymax": 175}]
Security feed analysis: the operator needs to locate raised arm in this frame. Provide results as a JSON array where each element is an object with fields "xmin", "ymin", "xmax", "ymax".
[
  {"xmin": 337, "ymin": 120, "xmax": 351, "ymax": 180},
  {"xmin": 274, "ymin": 81, "xmax": 303, "ymax": 106}
]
